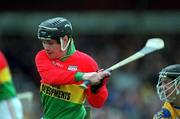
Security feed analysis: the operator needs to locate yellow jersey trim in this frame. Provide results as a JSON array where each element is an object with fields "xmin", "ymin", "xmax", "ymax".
[{"xmin": 0, "ymin": 67, "xmax": 11, "ymax": 84}]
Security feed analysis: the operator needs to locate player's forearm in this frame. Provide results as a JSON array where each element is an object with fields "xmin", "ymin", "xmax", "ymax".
[{"xmin": 87, "ymin": 85, "xmax": 108, "ymax": 108}]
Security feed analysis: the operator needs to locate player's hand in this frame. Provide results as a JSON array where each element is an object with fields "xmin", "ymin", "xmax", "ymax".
[
  {"xmin": 95, "ymin": 69, "xmax": 111, "ymax": 84},
  {"xmin": 90, "ymin": 69, "xmax": 111, "ymax": 94},
  {"xmin": 82, "ymin": 72, "xmax": 101, "ymax": 83},
  {"xmin": 82, "ymin": 70, "xmax": 111, "ymax": 84}
]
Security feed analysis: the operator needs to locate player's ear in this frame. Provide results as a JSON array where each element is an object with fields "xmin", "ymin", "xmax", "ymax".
[{"xmin": 60, "ymin": 35, "xmax": 71, "ymax": 51}]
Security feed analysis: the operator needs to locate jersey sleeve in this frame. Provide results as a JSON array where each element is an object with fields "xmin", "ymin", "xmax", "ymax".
[
  {"xmin": 86, "ymin": 85, "xmax": 108, "ymax": 108},
  {"xmin": 153, "ymin": 108, "xmax": 171, "ymax": 119},
  {"xmin": 35, "ymin": 51, "xmax": 77, "ymax": 85},
  {"xmin": 153, "ymin": 102, "xmax": 173, "ymax": 119},
  {"xmin": 82, "ymin": 54, "xmax": 108, "ymax": 108}
]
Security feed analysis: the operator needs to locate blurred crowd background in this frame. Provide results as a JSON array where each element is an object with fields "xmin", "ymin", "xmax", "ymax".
[{"xmin": 0, "ymin": 1, "xmax": 180, "ymax": 119}]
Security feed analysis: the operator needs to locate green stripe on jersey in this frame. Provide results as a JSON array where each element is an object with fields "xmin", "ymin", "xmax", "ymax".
[
  {"xmin": 0, "ymin": 81, "xmax": 16, "ymax": 100},
  {"xmin": 41, "ymin": 93, "xmax": 86, "ymax": 119}
]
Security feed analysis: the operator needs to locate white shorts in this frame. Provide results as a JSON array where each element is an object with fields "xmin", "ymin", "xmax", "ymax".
[{"xmin": 0, "ymin": 97, "xmax": 23, "ymax": 119}]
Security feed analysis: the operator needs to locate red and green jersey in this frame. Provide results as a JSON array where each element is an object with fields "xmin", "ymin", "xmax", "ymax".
[
  {"xmin": 0, "ymin": 51, "xmax": 16, "ymax": 101},
  {"xmin": 35, "ymin": 49, "xmax": 108, "ymax": 119}
]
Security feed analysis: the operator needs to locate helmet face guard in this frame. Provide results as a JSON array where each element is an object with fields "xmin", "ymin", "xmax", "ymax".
[
  {"xmin": 157, "ymin": 73, "xmax": 180, "ymax": 102},
  {"xmin": 156, "ymin": 64, "xmax": 180, "ymax": 102}
]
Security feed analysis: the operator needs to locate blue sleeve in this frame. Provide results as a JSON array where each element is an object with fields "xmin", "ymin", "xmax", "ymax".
[{"xmin": 153, "ymin": 108, "xmax": 171, "ymax": 119}]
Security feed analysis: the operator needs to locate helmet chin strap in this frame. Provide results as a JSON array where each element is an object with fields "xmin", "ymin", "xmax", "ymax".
[{"xmin": 60, "ymin": 37, "xmax": 71, "ymax": 51}]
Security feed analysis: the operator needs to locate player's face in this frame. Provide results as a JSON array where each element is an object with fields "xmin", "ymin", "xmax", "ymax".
[
  {"xmin": 162, "ymin": 78, "xmax": 174, "ymax": 94},
  {"xmin": 42, "ymin": 39, "xmax": 66, "ymax": 59},
  {"xmin": 160, "ymin": 77, "xmax": 177, "ymax": 101}
]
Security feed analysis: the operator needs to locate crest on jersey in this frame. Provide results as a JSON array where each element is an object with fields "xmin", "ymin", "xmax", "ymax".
[{"xmin": 68, "ymin": 65, "xmax": 78, "ymax": 71}]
